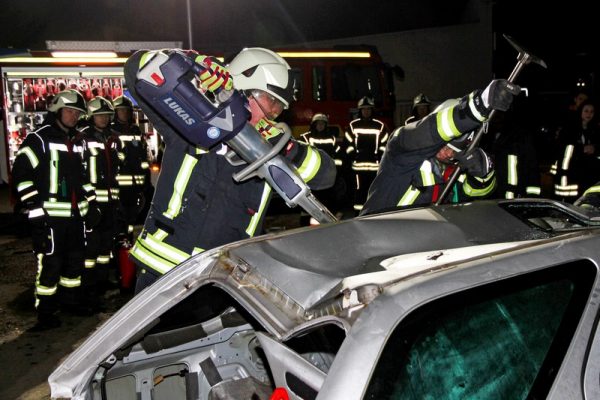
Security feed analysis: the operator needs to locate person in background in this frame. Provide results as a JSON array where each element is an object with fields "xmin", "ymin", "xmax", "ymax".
[
  {"xmin": 483, "ymin": 99, "xmax": 541, "ymax": 199},
  {"xmin": 405, "ymin": 93, "xmax": 432, "ymax": 125},
  {"xmin": 344, "ymin": 96, "xmax": 389, "ymax": 213},
  {"xmin": 112, "ymin": 95, "xmax": 152, "ymax": 237},
  {"xmin": 301, "ymin": 113, "xmax": 345, "ymax": 221},
  {"xmin": 361, "ymin": 79, "xmax": 520, "ymax": 215},
  {"xmin": 550, "ymin": 99, "xmax": 600, "ymax": 201},
  {"xmin": 12, "ymin": 89, "xmax": 95, "ymax": 331},
  {"xmin": 79, "ymin": 96, "xmax": 123, "ymax": 308},
  {"xmin": 125, "ymin": 47, "xmax": 336, "ymax": 293}
]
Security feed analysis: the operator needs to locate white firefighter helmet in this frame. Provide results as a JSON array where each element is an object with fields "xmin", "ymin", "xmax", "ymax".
[
  {"xmin": 113, "ymin": 95, "xmax": 134, "ymax": 110},
  {"xmin": 228, "ymin": 47, "xmax": 295, "ymax": 108},
  {"xmin": 311, "ymin": 113, "xmax": 329, "ymax": 124},
  {"xmin": 48, "ymin": 89, "xmax": 86, "ymax": 113},
  {"xmin": 87, "ymin": 96, "xmax": 115, "ymax": 116},
  {"xmin": 357, "ymin": 96, "xmax": 375, "ymax": 109}
]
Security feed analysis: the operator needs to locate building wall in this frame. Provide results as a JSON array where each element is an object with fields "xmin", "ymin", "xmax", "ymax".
[{"xmin": 283, "ymin": 2, "xmax": 493, "ymax": 126}]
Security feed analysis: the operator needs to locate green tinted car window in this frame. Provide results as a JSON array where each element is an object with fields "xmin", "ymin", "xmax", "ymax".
[{"xmin": 364, "ymin": 260, "xmax": 595, "ymax": 399}]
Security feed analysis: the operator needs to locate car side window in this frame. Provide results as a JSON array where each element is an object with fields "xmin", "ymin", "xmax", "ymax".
[{"xmin": 364, "ymin": 260, "xmax": 596, "ymax": 400}]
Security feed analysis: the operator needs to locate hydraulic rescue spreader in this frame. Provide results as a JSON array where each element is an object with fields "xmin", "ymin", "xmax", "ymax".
[{"xmin": 134, "ymin": 50, "xmax": 337, "ymax": 223}]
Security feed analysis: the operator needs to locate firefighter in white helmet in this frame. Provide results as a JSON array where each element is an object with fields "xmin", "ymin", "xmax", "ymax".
[{"xmin": 125, "ymin": 47, "xmax": 336, "ymax": 292}]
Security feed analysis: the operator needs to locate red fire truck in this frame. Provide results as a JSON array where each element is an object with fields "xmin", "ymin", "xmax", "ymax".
[
  {"xmin": 277, "ymin": 46, "xmax": 396, "ymax": 137},
  {"xmin": 0, "ymin": 46, "xmax": 395, "ymax": 186}
]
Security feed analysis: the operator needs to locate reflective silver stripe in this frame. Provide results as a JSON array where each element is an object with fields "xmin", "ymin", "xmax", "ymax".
[
  {"xmin": 141, "ymin": 231, "xmax": 190, "ymax": 264},
  {"xmin": 397, "ymin": 185, "xmax": 421, "ymax": 206},
  {"xmin": 507, "ymin": 154, "xmax": 518, "ymax": 186},
  {"xmin": 21, "ymin": 190, "xmax": 38, "ymax": 201},
  {"xmin": 352, "ymin": 161, "xmax": 379, "ymax": 171},
  {"xmin": 246, "ymin": 184, "xmax": 272, "ymax": 236},
  {"xmin": 17, "ymin": 147, "xmax": 39, "ymax": 168},
  {"xmin": 85, "ymin": 259, "xmax": 96, "ymax": 269},
  {"xmin": 308, "ymin": 137, "xmax": 335, "ymax": 146},
  {"xmin": 420, "ymin": 161, "xmax": 435, "ymax": 186},
  {"xmin": 561, "ymin": 145, "xmax": 574, "ymax": 170},
  {"xmin": 468, "ymin": 92, "xmax": 486, "ymax": 121},
  {"xmin": 17, "ymin": 181, "xmax": 34, "ymax": 192},
  {"xmin": 436, "ymin": 105, "xmax": 460, "ymax": 140},
  {"xmin": 87, "ymin": 142, "xmax": 105, "ymax": 149},
  {"xmin": 49, "ymin": 142, "xmax": 68, "ymax": 152},
  {"xmin": 549, "ymin": 161, "xmax": 557, "ymax": 175},
  {"xmin": 505, "ymin": 191, "xmax": 515, "ymax": 199},
  {"xmin": 130, "ymin": 245, "xmax": 175, "ymax": 275},
  {"xmin": 96, "ymin": 255, "xmax": 111, "ymax": 264},
  {"xmin": 90, "ymin": 156, "xmax": 97, "ymax": 183},
  {"xmin": 526, "ymin": 186, "xmax": 541, "ymax": 195},
  {"xmin": 29, "ymin": 208, "xmax": 45, "ymax": 218},
  {"xmin": 50, "ymin": 149, "xmax": 59, "ymax": 194},
  {"xmin": 36, "ymin": 284, "xmax": 57, "ymax": 296},
  {"xmin": 164, "ymin": 154, "xmax": 197, "ymax": 219},
  {"xmin": 141, "ymin": 161, "xmax": 150, "ymax": 169},
  {"xmin": 59, "ymin": 276, "xmax": 81, "ymax": 288}
]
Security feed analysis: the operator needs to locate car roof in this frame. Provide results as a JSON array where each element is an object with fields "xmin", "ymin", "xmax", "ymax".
[{"xmin": 227, "ymin": 199, "xmax": 598, "ymax": 311}]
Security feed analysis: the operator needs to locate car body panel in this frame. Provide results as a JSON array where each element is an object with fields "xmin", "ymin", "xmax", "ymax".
[{"xmin": 49, "ymin": 199, "xmax": 600, "ymax": 399}]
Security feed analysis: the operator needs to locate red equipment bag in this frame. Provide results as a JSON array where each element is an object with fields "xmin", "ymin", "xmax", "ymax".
[{"xmin": 118, "ymin": 241, "xmax": 136, "ymax": 290}]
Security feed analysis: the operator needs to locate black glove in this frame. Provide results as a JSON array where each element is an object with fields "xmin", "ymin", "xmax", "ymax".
[
  {"xmin": 454, "ymin": 148, "xmax": 493, "ymax": 178},
  {"xmin": 28, "ymin": 211, "xmax": 49, "ymax": 253},
  {"xmin": 474, "ymin": 79, "xmax": 521, "ymax": 117},
  {"xmin": 85, "ymin": 203, "xmax": 102, "ymax": 228}
]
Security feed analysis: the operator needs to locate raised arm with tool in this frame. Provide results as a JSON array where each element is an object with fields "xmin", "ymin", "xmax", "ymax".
[
  {"xmin": 133, "ymin": 49, "xmax": 337, "ymax": 223},
  {"xmin": 125, "ymin": 48, "xmax": 336, "ymax": 292}
]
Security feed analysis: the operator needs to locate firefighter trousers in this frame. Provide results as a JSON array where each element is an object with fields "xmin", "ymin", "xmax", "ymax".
[{"xmin": 32, "ymin": 216, "xmax": 85, "ymax": 317}]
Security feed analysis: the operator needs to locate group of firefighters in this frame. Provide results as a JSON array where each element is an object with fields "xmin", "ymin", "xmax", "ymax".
[
  {"xmin": 13, "ymin": 45, "xmax": 548, "ymax": 332},
  {"xmin": 12, "ymin": 91, "xmax": 151, "ymax": 331}
]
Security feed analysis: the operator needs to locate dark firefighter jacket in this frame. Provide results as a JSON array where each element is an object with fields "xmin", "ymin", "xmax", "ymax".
[
  {"xmin": 551, "ymin": 122, "xmax": 600, "ymax": 199},
  {"xmin": 300, "ymin": 127, "xmax": 343, "ymax": 167},
  {"xmin": 80, "ymin": 125, "xmax": 122, "ymax": 204},
  {"xmin": 111, "ymin": 121, "xmax": 151, "ymax": 189},
  {"xmin": 344, "ymin": 117, "xmax": 389, "ymax": 173},
  {"xmin": 360, "ymin": 93, "xmax": 496, "ymax": 215},
  {"xmin": 12, "ymin": 114, "xmax": 95, "ymax": 221},
  {"xmin": 124, "ymin": 50, "xmax": 336, "ymax": 275}
]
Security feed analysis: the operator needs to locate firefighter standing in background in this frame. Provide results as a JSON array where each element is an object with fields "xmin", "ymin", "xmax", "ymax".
[
  {"xmin": 483, "ymin": 103, "xmax": 541, "ymax": 199},
  {"xmin": 300, "ymin": 113, "xmax": 345, "ymax": 220},
  {"xmin": 80, "ymin": 97, "xmax": 123, "ymax": 305},
  {"xmin": 360, "ymin": 80, "xmax": 521, "ymax": 215},
  {"xmin": 344, "ymin": 96, "xmax": 389, "ymax": 213},
  {"xmin": 12, "ymin": 89, "xmax": 96, "ymax": 331},
  {"xmin": 126, "ymin": 48, "xmax": 336, "ymax": 293},
  {"xmin": 550, "ymin": 100, "xmax": 600, "ymax": 201},
  {"xmin": 112, "ymin": 95, "xmax": 152, "ymax": 237}
]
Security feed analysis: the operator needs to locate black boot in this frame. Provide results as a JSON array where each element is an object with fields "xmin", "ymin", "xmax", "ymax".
[{"xmin": 29, "ymin": 313, "xmax": 62, "ymax": 332}]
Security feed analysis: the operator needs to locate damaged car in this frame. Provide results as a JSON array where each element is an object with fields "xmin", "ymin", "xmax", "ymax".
[{"xmin": 49, "ymin": 198, "xmax": 600, "ymax": 399}]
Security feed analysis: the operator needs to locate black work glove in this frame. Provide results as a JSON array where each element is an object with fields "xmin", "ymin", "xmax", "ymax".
[
  {"xmin": 473, "ymin": 79, "xmax": 521, "ymax": 117},
  {"xmin": 85, "ymin": 202, "xmax": 102, "ymax": 228},
  {"xmin": 28, "ymin": 210, "xmax": 49, "ymax": 253},
  {"xmin": 454, "ymin": 148, "xmax": 493, "ymax": 178}
]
